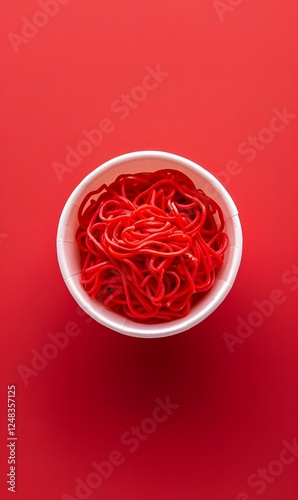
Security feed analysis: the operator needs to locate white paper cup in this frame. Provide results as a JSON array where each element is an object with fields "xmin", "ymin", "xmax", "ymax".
[{"xmin": 57, "ymin": 151, "xmax": 243, "ymax": 338}]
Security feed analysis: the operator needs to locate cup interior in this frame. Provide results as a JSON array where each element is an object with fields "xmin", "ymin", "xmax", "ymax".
[{"xmin": 57, "ymin": 151, "xmax": 242, "ymax": 338}]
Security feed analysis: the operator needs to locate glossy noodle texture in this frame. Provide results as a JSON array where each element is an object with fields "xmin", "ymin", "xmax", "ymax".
[{"xmin": 76, "ymin": 170, "xmax": 228, "ymax": 322}]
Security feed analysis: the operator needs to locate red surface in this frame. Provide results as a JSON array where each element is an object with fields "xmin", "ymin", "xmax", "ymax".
[{"xmin": 1, "ymin": 1, "xmax": 297, "ymax": 499}]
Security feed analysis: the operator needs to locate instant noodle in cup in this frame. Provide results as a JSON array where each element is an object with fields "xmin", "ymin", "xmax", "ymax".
[{"xmin": 57, "ymin": 151, "xmax": 242, "ymax": 338}]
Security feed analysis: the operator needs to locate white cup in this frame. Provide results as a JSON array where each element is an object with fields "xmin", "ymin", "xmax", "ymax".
[{"xmin": 57, "ymin": 151, "xmax": 243, "ymax": 338}]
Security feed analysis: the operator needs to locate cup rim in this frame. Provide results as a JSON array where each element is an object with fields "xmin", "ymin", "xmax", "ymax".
[{"xmin": 57, "ymin": 150, "xmax": 243, "ymax": 338}]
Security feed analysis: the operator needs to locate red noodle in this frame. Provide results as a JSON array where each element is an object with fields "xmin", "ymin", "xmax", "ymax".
[{"xmin": 76, "ymin": 169, "xmax": 228, "ymax": 322}]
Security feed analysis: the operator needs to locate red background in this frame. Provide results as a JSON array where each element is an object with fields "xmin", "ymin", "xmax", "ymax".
[{"xmin": 1, "ymin": 1, "xmax": 297, "ymax": 499}]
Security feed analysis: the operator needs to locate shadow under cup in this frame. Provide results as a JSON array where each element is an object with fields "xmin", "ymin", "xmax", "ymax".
[{"xmin": 57, "ymin": 151, "xmax": 243, "ymax": 338}]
